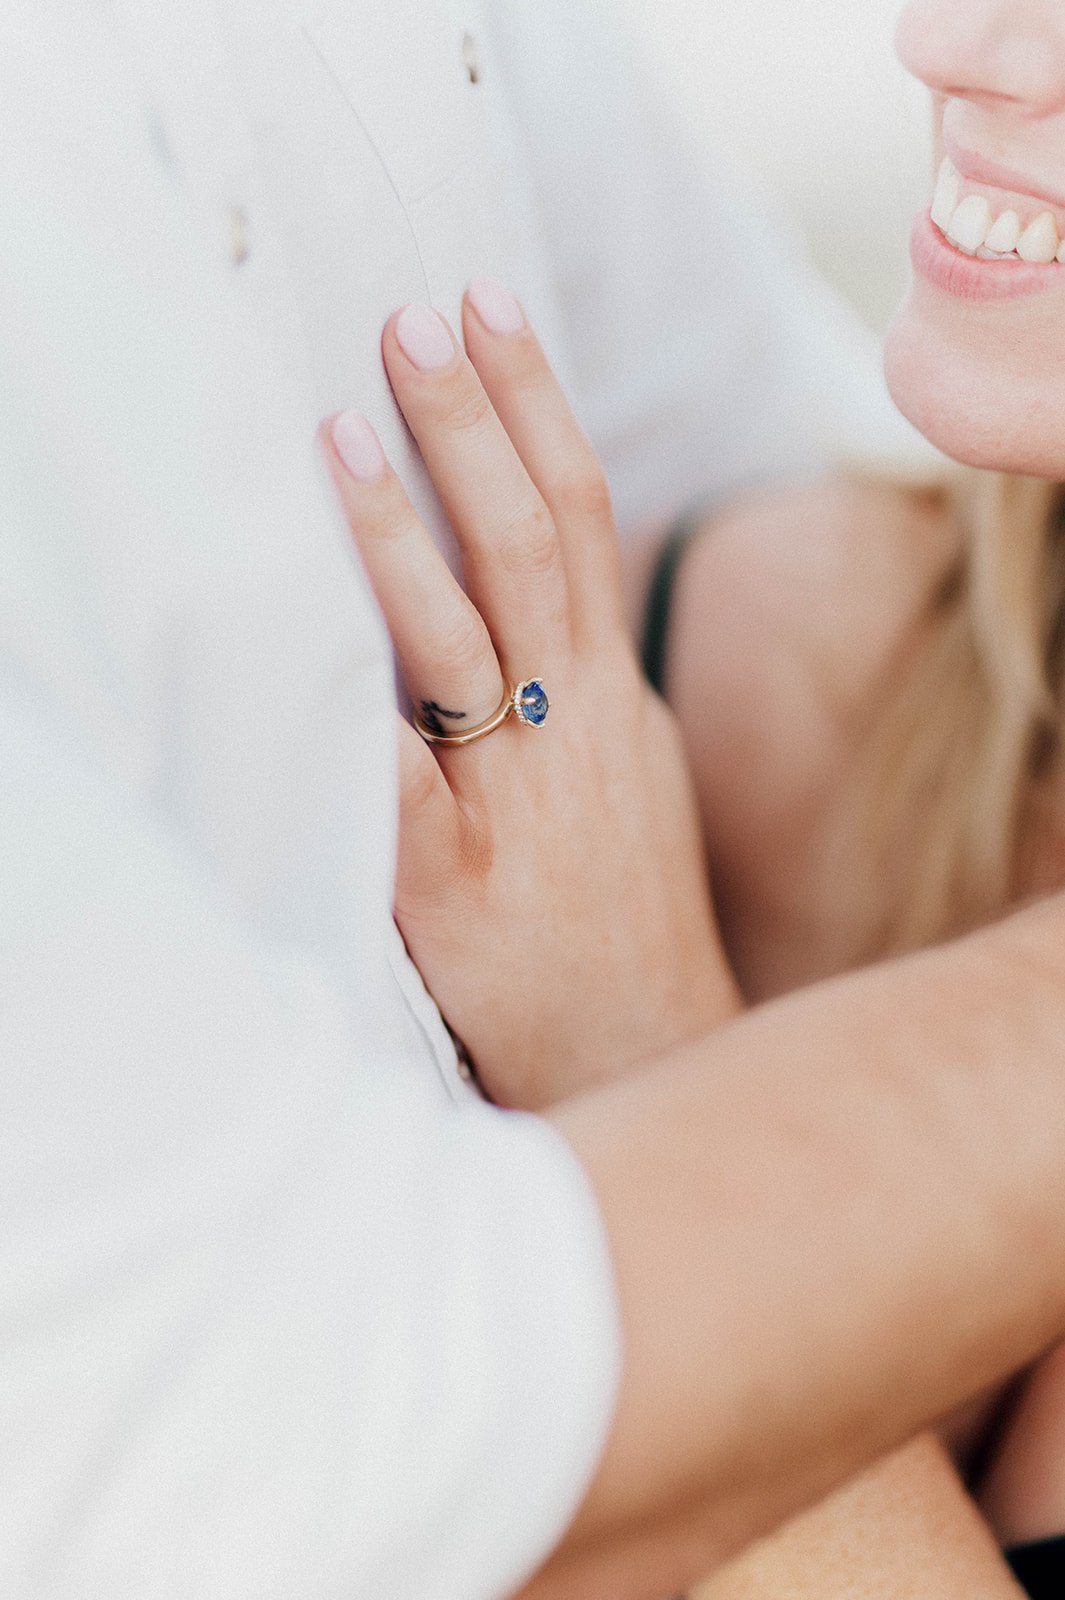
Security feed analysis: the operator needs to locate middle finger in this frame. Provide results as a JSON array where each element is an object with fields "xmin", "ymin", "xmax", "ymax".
[{"xmin": 382, "ymin": 303, "xmax": 571, "ymax": 676}]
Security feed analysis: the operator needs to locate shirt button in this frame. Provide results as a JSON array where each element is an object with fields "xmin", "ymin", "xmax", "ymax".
[
  {"xmin": 229, "ymin": 204, "xmax": 251, "ymax": 267},
  {"xmin": 462, "ymin": 31, "xmax": 481, "ymax": 85}
]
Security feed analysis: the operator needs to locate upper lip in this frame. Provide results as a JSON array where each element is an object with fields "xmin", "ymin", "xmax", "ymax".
[{"xmin": 944, "ymin": 132, "xmax": 1065, "ymax": 211}]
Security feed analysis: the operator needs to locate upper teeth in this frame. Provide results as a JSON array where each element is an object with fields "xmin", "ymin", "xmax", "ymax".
[
  {"xmin": 931, "ymin": 157, "xmax": 1065, "ymax": 265},
  {"xmin": 985, "ymin": 210, "xmax": 1021, "ymax": 253}
]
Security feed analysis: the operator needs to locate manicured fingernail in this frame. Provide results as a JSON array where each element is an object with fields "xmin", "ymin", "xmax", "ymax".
[
  {"xmin": 332, "ymin": 410, "xmax": 387, "ymax": 480},
  {"xmin": 467, "ymin": 276, "xmax": 525, "ymax": 335},
  {"xmin": 395, "ymin": 303, "xmax": 456, "ymax": 371}
]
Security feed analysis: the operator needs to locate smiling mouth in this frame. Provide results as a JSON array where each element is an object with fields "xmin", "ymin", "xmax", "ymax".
[{"xmin": 931, "ymin": 157, "xmax": 1065, "ymax": 264}]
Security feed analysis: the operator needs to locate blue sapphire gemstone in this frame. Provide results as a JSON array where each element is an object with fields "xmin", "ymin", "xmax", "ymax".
[{"xmin": 517, "ymin": 679, "xmax": 550, "ymax": 727}]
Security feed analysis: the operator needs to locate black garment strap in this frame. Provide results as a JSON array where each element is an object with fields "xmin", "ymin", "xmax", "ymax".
[
  {"xmin": 640, "ymin": 501, "xmax": 714, "ymax": 698},
  {"xmin": 1006, "ymin": 1532, "xmax": 1065, "ymax": 1598}
]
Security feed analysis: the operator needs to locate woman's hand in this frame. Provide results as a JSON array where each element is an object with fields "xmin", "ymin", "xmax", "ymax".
[{"xmin": 323, "ymin": 283, "xmax": 739, "ymax": 1109}]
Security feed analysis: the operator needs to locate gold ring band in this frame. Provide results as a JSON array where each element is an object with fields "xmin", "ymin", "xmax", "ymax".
[
  {"xmin": 413, "ymin": 678, "xmax": 550, "ymax": 746},
  {"xmin": 413, "ymin": 683, "xmax": 515, "ymax": 746}
]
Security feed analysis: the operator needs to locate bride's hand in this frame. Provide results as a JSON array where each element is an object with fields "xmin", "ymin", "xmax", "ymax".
[{"xmin": 324, "ymin": 285, "xmax": 739, "ymax": 1109}]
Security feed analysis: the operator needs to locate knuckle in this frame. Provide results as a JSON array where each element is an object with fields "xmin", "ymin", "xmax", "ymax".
[
  {"xmin": 500, "ymin": 341, "xmax": 554, "ymax": 406},
  {"xmin": 494, "ymin": 496, "xmax": 562, "ymax": 582},
  {"xmin": 583, "ymin": 637, "xmax": 645, "ymax": 718},
  {"xmin": 339, "ymin": 467, "xmax": 408, "ymax": 544},
  {"xmin": 594, "ymin": 638, "xmax": 642, "ymax": 703},
  {"xmin": 551, "ymin": 461, "xmax": 614, "ymax": 526},
  {"xmin": 432, "ymin": 605, "xmax": 493, "ymax": 683},
  {"xmin": 431, "ymin": 370, "xmax": 494, "ymax": 436},
  {"xmin": 600, "ymin": 631, "xmax": 641, "ymax": 683},
  {"xmin": 366, "ymin": 478, "xmax": 418, "ymax": 543}
]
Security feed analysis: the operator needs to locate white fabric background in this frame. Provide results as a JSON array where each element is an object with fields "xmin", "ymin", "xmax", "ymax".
[{"xmin": 614, "ymin": 0, "xmax": 931, "ymax": 333}]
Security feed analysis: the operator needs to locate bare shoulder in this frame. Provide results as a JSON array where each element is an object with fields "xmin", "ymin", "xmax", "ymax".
[
  {"xmin": 667, "ymin": 475, "xmax": 958, "ymax": 725},
  {"xmin": 665, "ymin": 474, "xmax": 957, "ymax": 834}
]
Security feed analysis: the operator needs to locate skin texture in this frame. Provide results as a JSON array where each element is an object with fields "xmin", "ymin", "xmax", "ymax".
[
  {"xmin": 326, "ymin": 294, "xmax": 1065, "ymax": 1599},
  {"xmin": 693, "ymin": 1437, "xmax": 1024, "ymax": 1600}
]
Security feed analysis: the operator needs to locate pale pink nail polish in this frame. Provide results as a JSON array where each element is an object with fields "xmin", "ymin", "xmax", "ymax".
[
  {"xmin": 332, "ymin": 411, "xmax": 387, "ymax": 480},
  {"xmin": 395, "ymin": 304, "xmax": 456, "ymax": 371},
  {"xmin": 467, "ymin": 276, "xmax": 525, "ymax": 335}
]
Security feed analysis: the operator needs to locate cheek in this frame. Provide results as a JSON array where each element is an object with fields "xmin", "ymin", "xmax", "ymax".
[{"xmin": 885, "ymin": 290, "xmax": 1065, "ymax": 477}]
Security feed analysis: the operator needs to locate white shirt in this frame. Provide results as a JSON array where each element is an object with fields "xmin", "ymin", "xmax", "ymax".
[{"xmin": 0, "ymin": 1, "xmax": 919, "ymax": 1595}]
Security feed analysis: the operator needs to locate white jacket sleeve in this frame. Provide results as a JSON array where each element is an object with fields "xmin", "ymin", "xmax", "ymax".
[
  {"xmin": 0, "ymin": 7, "xmax": 620, "ymax": 1596},
  {"xmin": 0, "ymin": 678, "xmax": 620, "ymax": 1599}
]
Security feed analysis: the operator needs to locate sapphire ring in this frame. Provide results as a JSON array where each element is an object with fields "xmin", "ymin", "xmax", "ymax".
[
  {"xmin": 512, "ymin": 679, "xmax": 551, "ymax": 729},
  {"xmin": 413, "ymin": 679, "xmax": 550, "ymax": 746}
]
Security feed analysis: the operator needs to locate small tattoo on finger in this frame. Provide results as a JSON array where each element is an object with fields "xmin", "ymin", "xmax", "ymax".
[{"xmin": 419, "ymin": 700, "xmax": 468, "ymax": 737}]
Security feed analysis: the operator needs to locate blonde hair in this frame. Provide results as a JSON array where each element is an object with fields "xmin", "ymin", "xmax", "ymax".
[{"xmin": 857, "ymin": 471, "xmax": 1065, "ymax": 957}]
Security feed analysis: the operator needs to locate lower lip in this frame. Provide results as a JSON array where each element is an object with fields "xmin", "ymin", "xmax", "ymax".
[{"xmin": 910, "ymin": 210, "xmax": 1061, "ymax": 302}]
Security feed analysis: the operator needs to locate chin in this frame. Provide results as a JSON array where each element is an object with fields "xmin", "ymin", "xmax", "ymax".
[{"xmin": 885, "ymin": 294, "xmax": 1065, "ymax": 480}]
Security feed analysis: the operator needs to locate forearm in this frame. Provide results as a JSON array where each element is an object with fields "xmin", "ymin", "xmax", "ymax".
[
  {"xmin": 691, "ymin": 1435, "xmax": 1023, "ymax": 1599},
  {"xmin": 531, "ymin": 894, "xmax": 1065, "ymax": 1597}
]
